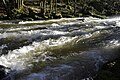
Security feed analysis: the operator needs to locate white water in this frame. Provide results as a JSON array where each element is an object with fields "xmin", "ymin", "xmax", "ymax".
[{"xmin": 0, "ymin": 17, "xmax": 120, "ymax": 80}]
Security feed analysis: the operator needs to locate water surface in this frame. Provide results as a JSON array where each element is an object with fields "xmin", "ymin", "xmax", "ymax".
[{"xmin": 0, "ymin": 17, "xmax": 120, "ymax": 80}]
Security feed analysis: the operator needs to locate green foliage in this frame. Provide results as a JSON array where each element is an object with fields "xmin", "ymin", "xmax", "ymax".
[{"xmin": 1, "ymin": 0, "xmax": 120, "ymax": 20}]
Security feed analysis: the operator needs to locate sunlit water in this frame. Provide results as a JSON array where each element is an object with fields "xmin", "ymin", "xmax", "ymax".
[{"xmin": 0, "ymin": 17, "xmax": 120, "ymax": 80}]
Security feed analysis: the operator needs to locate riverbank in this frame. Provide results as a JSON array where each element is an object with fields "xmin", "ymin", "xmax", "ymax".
[{"xmin": 1, "ymin": 0, "xmax": 120, "ymax": 21}]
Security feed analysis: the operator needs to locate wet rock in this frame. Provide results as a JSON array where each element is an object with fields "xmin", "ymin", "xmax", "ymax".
[
  {"xmin": 51, "ymin": 13, "xmax": 62, "ymax": 19},
  {"xmin": 94, "ymin": 58, "xmax": 120, "ymax": 80},
  {"xmin": 0, "ymin": 65, "xmax": 6, "ymax": 79},
  {"xmin": 54, "ymin": 14, "xmax": 62, "ymax": 19}
]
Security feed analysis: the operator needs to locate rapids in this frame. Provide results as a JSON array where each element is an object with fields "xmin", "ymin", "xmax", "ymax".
[{"xmin": 0, "ymin": 17, "xmax": 120, "ymax": 80}]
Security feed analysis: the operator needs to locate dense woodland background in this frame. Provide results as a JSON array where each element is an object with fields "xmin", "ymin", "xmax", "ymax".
[{"xmin": 0, "ymin": 0, "xmax": 120, "ymax": 20}]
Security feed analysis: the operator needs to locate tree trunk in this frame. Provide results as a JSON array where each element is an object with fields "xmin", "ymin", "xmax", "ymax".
[
  {"xmin": 55, "ymin": 0, "xmax": 57, "ymax": 13},
  {"xmin": 43, "ymin": 0, "xmax": 46, "ymax": 15},
  {"xmin": 14, "ymin": 0, "xmax": 22, "ymax": 9},
  {"xmin": 3, "ymin": 0, "xmax": 12, "ymax": 18},
  {"xmin": 15, "ymin": 0, "xmax": 23, "ymax": 9},
  {"xmin": 74, "ymin": 0, "xmax": 76, "ymax": 14},
  {"xmin": 2, "ymin": 0, "xmax": 7, "ymax": 8},
  {"xmin": 50, "ymin": 0, "xmax": 53, "ymax": 14}
]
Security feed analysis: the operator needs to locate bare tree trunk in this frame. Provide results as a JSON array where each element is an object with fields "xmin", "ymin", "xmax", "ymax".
[
  {"xmin": 42, "ymin": 0, "xmax": 46, "ymax": 15},
  {"xmin": 46, "ymin": 0, "xmax": 47, "ymax": 12},
  {"xmin": 3, "ymin": 0, "xmax": 12, "ymax": 18},
  {"xmin": 74, "ymin": 0, "xmax": 76, "ymax": 14},
  {"xmin": 39, "ymin": 0, "xmax": 41, "ymax": 8},
  {"xmin": 15, "ymin": 0, "xmax": 23, "ymax": 9},
  {"xmin": 55, "ymin": 0, "xmax": 57, "ymax": 13},
  {"xmin": 2, "ymin": 0, "xmax": 7, "ymax": 8},
  {"xmin": 50, "ymin": 0, "xmax": 53, "ymax": 14}
]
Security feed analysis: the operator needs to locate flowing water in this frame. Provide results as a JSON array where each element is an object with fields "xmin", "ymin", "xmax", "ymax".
[{"xmin": 0, "ymin": 17, "xmax": 120, "ymax": 80}]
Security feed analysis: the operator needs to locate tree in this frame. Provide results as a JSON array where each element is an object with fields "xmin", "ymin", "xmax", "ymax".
[
  {"xmin": 50, "ymin": 0, "xmax": 53, "ymax": 14},
  {"xmin": 2, "ymin": 0, "xmax": 24, "ymax": 18},
  {"xmin": 2, "ymin": 0, "xmax": 12, "ymax": 18},
  {"xmin": 74, "ymin": 0, "xmax": 76, "ymax": 14},
  {"xmin": 55, "ymin": 0, "xmax": 57, "ymax": 13}
]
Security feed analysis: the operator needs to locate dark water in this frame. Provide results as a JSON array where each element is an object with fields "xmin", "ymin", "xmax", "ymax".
[{"xmin": 0, "ymin": 17, "xmax": 120, "ymax": 80}]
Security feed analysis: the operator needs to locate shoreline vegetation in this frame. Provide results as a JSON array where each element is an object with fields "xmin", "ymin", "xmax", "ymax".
[{"xmin": 1, "ymin": 0, "xmax": 120, "ymax": 21}]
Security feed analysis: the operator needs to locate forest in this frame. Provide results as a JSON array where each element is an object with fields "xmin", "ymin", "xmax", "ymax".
[{"xmin": 0, "ymin": 0, "xmax": 120, "ymax": 20}]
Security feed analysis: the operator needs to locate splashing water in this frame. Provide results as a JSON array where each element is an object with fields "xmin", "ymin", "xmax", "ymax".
[{"xmin": 0, "ymin": 17, "xmax": 120, "ymax": 80}]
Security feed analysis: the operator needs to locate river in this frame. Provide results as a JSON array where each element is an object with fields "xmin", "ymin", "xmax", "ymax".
[{"xmin": 0, "ymin": 17, "xmax": 120, "ymax": 80}]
